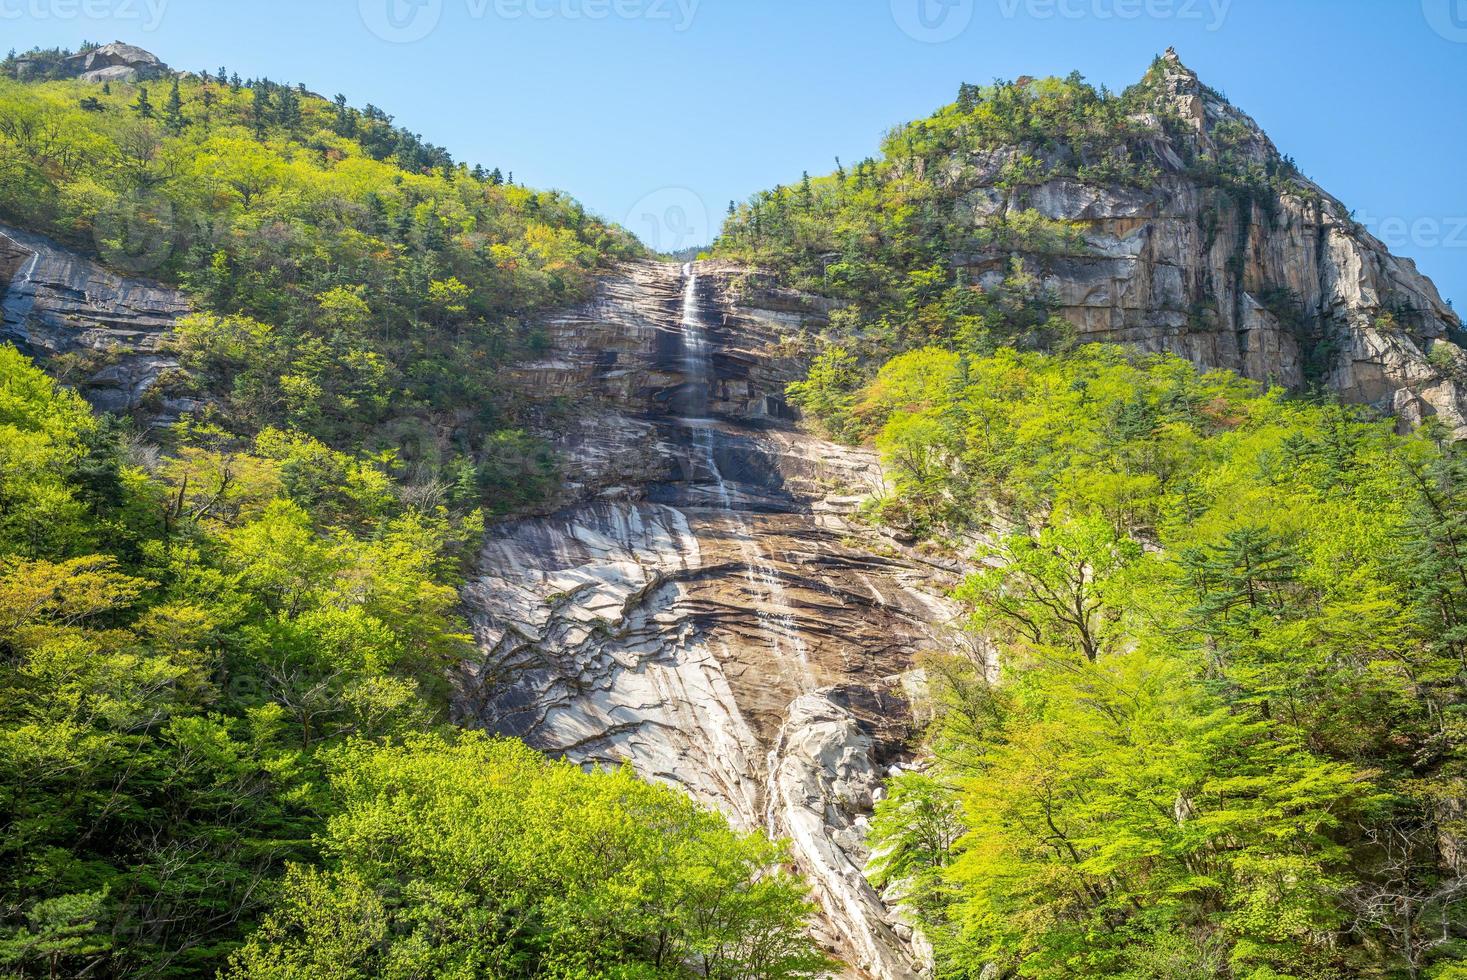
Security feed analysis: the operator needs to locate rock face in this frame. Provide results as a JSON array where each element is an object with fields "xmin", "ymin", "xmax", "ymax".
[
  {"xmin": 67, "ymin": 42, "xmax": 169, "ymax": 84},
  {"xmin": 457, "ymin": 261, "xmax": 971, "ymax": 978},
  {"xmin": 0, "ymin": 224, "xmax": 189, "ymax": 415},
  {"xmin": 952, "ymin": 49, "xmax": 1466, "ymax": 434},
  {"xmin": 10, "ymin": 42, "xmax": 170, "ymax": 83}
]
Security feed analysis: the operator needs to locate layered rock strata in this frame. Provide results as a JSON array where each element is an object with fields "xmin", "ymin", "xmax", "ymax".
[
  {"xmin": 456, "ymin": 261, "xmax": 969, "ymax": 978},
  {"xmin": 0, "ymin": 224, "xmax": 189, "ymax": 416}
]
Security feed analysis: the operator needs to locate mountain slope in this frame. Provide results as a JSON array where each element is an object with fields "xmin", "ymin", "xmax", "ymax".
[
  {"xmin": 715, "ymin": 49, "xmax": 1465, "ymax": 435},
  {"xmin": 0, "ymin": 45, "xmax": 835, "ymax": 980},
  {"xmin": 709, "ymin": 51, "xmax": 1467, "ymax": 978},
  {"xmin": 0, "ymin": 42, "xmax": 642, "ymax": 509}
]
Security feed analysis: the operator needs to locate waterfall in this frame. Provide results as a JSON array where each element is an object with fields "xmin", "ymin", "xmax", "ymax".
[
  {"xmin": 678, "ymin": 265, "xmax": 810, "ymax": 679},
  {"xmin": 0, "ymin": 232, "xmax": 40, "ymax": 332},
  {"xmin": 462, "ymin": 259, "xmax": 949, "ymax": 978}
]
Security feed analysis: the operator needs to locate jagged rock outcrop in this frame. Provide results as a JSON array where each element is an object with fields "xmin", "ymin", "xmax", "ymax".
[
  {"xmin": 951, "ymin": 49, "xmax": 1466, "ymax": 434},
  {"xmin": 0, "ymin": 224, "xmax": 190, "ymax": 416},
  {"xmin": 9, "ymin": 42, "xmax": 170, "ymax": 83},
  {"xmin": 458, "ymin": 261, "xmax": 972, "ymax": 978},
  {"xmin": 68, "ymin": 42, "xmax": 169, "ymax": 83}
]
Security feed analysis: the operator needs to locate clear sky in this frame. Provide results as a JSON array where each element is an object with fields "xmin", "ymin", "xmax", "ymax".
[{"xmin": 6, "ymin": 0, "xmax": 1466, "ymax": 304}]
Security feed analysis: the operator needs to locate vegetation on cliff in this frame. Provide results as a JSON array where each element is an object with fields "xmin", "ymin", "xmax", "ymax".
[
  {"xmin": 0, "ymin": 56, "xmax": 643, "ymax": 508},
  {"xmin": 0, "ymin": 250, "xmax": 826, "ymax": 980},
  {"xmin": 712, "ymin": 56, "xmax": 1314, "ymax": 384}
]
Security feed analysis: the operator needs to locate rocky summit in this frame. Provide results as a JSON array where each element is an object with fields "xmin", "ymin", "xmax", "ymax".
[{"xmin": 998, "ymin": 50, "xmax": 1466, "ymax": 432}]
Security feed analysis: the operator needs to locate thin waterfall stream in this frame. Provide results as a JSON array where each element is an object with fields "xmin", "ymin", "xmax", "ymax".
[
  {"xmin": 677, "ymin": 264, "xmax": 811, "ymax": 682},
  {"xmin": 0, "ymin": 232, "xmax": 40, "ymax": 331},
  {"xmin": 457, "ymin": 257, "xmax": 957, "ymax": 978}
]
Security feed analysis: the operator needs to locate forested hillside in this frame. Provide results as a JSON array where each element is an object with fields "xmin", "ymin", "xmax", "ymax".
[
  {"xmin": 0, "ymin": 45, "xmax": 827, "ymax": 979},
  {"xmin": 715, "ymin": 55, "xmax": 1467, "ymax": 980},
  {"xmin": 0, "ymin": 45, "xmax": 643, "ymax": 508},
  {"xmin": 859, "ymin": 347, "xmax": 1467, "ymax": 978}
]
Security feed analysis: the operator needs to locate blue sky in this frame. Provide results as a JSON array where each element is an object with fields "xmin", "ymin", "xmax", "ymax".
[{"xmin": 6, "ymin": 0, "xmax": 1466, "ymax": 304}]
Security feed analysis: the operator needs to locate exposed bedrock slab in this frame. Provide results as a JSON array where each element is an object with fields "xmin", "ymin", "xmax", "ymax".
[
  {"xmin": 458, "ymin": 262, "xmax": 969, "ymax": 978},
  {"xmin": 0, "ymin": 224, "xmax": 189, "ymax": 415}
]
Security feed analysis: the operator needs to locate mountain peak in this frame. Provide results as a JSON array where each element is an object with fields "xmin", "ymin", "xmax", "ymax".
[{"xmin": 1153, "ymin": 46, "xmax": 1203, "ymax": 92}]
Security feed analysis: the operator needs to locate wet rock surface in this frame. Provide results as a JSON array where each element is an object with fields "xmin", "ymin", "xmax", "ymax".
[
  {"xmin": 0, "ymin": 224, "xmax": 189, "ymax": 417},
  {"xmin": 458, "ymin": 261, "xmax": 968, "ymax": 978}
]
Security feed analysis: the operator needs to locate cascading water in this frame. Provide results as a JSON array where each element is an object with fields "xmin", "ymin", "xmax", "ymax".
[
  {"xmin": 0, "ymin": 232, "xmax": 41, "ymax": 331},
  {"xmin": 462, "ymin": 259, "xmax": 951, "ymax": 979},
  {"xmin": 677, "ymin": 264, "xmax": 810, "ymax": 680}
]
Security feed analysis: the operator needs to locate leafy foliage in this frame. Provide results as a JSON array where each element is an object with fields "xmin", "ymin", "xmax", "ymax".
[
  {"xmin": 852, "ymin": 346, "xmax": 1467, "ymax": 977},
  {"xmin": 0, "ymin": 344, "xmax": 483, "ymax": 978},
  {"xmin": 0, "ymin": 343, "xmax": 829, "ymax": 978},
  {"xmin": 0, "ymin": 60, "xmax": 642, "ymax": 508},
  {"xmin": 225, "ymin": 735, "xmax": 831, "ymax": 980}
]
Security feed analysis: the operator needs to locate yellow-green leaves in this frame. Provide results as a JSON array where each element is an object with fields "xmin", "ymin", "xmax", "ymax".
[
  {"xmin": 226, "ymin": 735, "xmax": 832, "ymax": 980},
  {"xmin": 863, "ymin": 344, "xmax": 1467, "ymax": 976}
]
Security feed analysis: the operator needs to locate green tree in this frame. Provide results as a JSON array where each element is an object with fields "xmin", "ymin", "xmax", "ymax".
[
  {"xmin": 224, "ymin": 735, "xmax": 832, "ymax": 980},
  {"xmin": 163, "ymin": 76, "xmax": 185, "ymax": 133}
]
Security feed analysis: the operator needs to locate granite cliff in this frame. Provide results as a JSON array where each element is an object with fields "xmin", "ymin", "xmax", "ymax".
[
  {"xmin": 456, "ymin": 261, "xmax": 971, "ymax": 978},
  {"xmin": 719, "ymin": 49, "xmax": 1465, "ymax": 437},
  {"xmin": 1007, "ymin": 50, "xmax": 1466, "ymax": 431},
  {"xmin": 0, "ymin": 224, "xmax": 189, "ymax": 418}
]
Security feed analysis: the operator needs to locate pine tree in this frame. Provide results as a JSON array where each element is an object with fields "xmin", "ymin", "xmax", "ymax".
[
  {"xmin": 251, "ymin": 88, "xmax": 270, "ymax": 139},
  {"xmin": 131, "ymin": 86, "xmax": 154, "ymax": 118},
  {"xmin": 1181, "ymin": 527, "xmax": 1301, "ymax": 632},
  {"xmin": 276, "ymin": 86, "xmax": 302, "ymax": 133},
  {"xmin": 163, "ymin": 78, "xmax": 185, "ymax": 134},
  {"xmin": 363, "ymin": 192, "xmax": 389, "ymax": 235}
]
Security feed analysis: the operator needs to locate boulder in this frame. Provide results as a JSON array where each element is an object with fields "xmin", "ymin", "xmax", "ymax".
[{"xmin": 67, "ymin": 42, "xmax": 169, "ymax": 83}]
